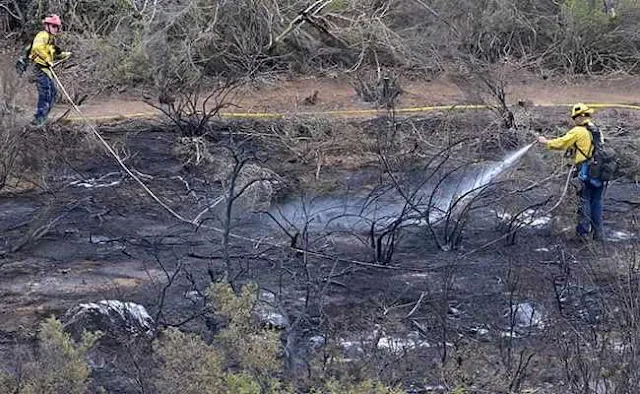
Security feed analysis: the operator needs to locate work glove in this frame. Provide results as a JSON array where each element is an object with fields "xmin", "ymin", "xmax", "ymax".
[{"xmin": 15, "ymin": 57, "xmax": 28, "ymax": 76}]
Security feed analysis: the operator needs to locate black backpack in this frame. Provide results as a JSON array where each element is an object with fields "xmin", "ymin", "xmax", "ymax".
[
  {"xmin": 15, "ymin": 43, "xmax": 32, "ymax": 77},
  {"xmin": 584, "ymin": 123, "xmax": 618, "ymax": 182}
]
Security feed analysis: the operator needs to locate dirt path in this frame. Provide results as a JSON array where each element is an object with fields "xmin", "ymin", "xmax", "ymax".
[{"xmin": 46, "ymin": 74, "xmax": 640, "ymax": 121}]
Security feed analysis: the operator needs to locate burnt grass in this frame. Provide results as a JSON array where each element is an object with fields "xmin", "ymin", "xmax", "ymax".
[{"xmin": 0, "ymin": 108, "xmax": 639, "ymax": 392}]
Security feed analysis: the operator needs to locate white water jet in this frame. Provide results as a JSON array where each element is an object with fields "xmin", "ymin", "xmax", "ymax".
[
  {"xmin": 267, "ymin": 143, "xmax": 535, "ymax": 232},
  {"xmin": 428, "ymin": 143, "xmax": 535, "ymax": 223},
  {"xmin": 469, "ymin": 143, "xmax": 534, "ymax": 193}
]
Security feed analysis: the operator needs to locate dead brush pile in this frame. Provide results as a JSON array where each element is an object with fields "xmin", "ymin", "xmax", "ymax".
[{"xmin": 4, "ymin": 0, "xmax": 640, "ymax": 95}]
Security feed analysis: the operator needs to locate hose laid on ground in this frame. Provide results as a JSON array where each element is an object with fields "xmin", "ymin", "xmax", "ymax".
[
  {"xmin": 50, "ymin": 68, "xmax": 271, "ymax": 245},
  {"xmin": 50, "ymin": 68, "xmax": 191, "ymax": 224},
  {"xmin": 62, "ymin": 102, "xmax": 640, "ymax": 123}
]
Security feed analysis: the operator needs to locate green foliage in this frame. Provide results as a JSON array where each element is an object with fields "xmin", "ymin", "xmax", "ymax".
[
  {"xmin": 416, "ymin": 0, "xmax": 634, "ymax": 73},
  {"xmin": 311, "ymin": 378, "xmax": 404, "ymax": 394},
  {"xmin": 154, "ymin": 328, "xmax": 226, "ymax": 394},
  {"xmin": 21, "ymin": 316, "xmax": 100, "ymax": 394},
  {"xmin": 327, "ymin": 0, "xmax": 350, "ymax": 12},
  {"xmin": 552, "ymin": 0, "xmax": 621, "ymax": 73},
  {"xmin": 153, "ymin": 282, "xmax": 400, "ymax": 393},
  {"xmin": 0, "ymin": 372, "xmax": 18, "ymax": 393},
  {"xmin": 224, "ymin": 372, "xmax": 262, "ymax": 394},
  {"xmin": 562, "ymin": 0, "xmax": 611, "ymax": 21},
  {"xmin": 155, "ymin": 283, "xmax": 284, "ymax": 394},
  {"xmin": 208, "ymin": 282, "xmax": 257, "ymax": 326},
  {"xmin": 116, "ymin": 42, "xmax": 155, "ymax": 85},
  {"xmin": 210, "ymin": 282, "xmax": 282, "ymax": 389}
]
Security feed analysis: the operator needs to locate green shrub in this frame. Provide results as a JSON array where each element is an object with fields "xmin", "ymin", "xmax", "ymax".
[
  {"xmin": 154, "ymin": 328, "xmax": 226, "ymax": 394},
  {"xmin": 154, "ymin": 282, "xmax": 401, "ymax": 393},
  {"xmin": 21, "ymin": 317, "xmax": 100, "ymax": 394},
  {"xmin": 0, "ymin": 372, "xmax": 18, "ymax": 393},
  {"xmin": 312, "ymin": 378, "xmax": 404, "ymax": 394},
  {"xmin": 154, "ymin": 282, "xmax": 288, "ymax": 394},
  {"xmin": 553, "ymin": 0, "xmax": 622, "ymax": 73}
]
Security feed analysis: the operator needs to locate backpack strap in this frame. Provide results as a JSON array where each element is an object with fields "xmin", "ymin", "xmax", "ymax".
[{"xmin": 573, "ymin": 125, "xmax": 594, "ymax": 162}]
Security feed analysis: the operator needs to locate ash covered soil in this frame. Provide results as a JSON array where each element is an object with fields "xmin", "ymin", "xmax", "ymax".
[{"xmin": 0, "ymin": 107, "xmax": 638, "ymax": 391}]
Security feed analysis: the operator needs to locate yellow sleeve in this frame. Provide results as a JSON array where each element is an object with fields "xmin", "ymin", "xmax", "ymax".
[
  {"xmin": 30, "ymin": 32, "xmax": 54, "ymax": 66},
  {"xmin": 546, "ymin": 128, "xmax": 580, "ymax": 151}
]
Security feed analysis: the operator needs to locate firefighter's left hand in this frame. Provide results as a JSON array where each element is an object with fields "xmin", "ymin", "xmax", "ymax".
[
  {"xmin": 537, "ymin": 136, "xmax": 549, "ymax": 144},
  {"xmin": 59, "ymin": 51, "xmax": 72, "ymax": 60}
]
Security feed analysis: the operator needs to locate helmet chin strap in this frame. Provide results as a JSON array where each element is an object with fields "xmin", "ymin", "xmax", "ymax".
[{"xmin": 45, "ymin": 23, "xmax": 59, "ymax": 35}]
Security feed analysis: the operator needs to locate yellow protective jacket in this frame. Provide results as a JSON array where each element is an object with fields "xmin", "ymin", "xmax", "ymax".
[
  {"xmin": 29, "ymin": 31, "xmax": 57, "ymax": 77},
  {"xmin": 545, "ymin": 120, "xmax": 596, "ymax": 164}
]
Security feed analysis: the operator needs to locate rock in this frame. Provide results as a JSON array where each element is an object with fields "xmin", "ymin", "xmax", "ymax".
[
  {"xmin": 469, "ymin": 326, "xmax": 491, "ymax": 341},
  {"xmin": 447, "ymin": 306, "xmax": 461, "ymax": 316},
  {"xmin": 61, "ymin": 300, "xmax": 155, "ymax": 343},
  {"xmin": 308, "ymin": 335, "xmax": 326, "ymax": 349},
  {"xmin": 476, "ymin": 328, "xmax": 490, "ymax": 336},
  {"xmin": 421, "ymin": 384, "xmax": 446, "ymax": 393},
  {"xmin": 173, "ymin": 142, "xmax": 283, "ymax": 212},
  {"xmin": 375, "ymin": 332, "xmax": 431, "ymax": 354},
  {"xmin": 253, "ymin": 290, "xmax": 289, "ymax": 329},
  {"xmin": 235, "ymin": 164, "xmax": 282, "ymax": 211}
]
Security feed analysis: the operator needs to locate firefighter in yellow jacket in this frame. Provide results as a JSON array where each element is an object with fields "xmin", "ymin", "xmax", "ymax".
[
  {"xmin": 29, "ymin": 14, "xmax": 71, "ymax": 127},
  {"xmin": 537, "ymin": 103, "xmax": 605, "ymax": 241}
]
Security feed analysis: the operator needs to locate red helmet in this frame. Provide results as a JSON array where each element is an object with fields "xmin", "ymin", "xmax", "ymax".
[{"xmin": 43, "ymin": 14, "xmax": 62, "ymax": 26}]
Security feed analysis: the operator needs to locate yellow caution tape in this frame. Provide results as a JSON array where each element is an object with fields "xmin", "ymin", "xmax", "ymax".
[{"xmin": 62, "ymin": 102, "xmax": 640, "ymax": 123}]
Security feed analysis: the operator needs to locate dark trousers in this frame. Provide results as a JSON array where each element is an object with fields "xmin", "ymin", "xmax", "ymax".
[
  {"xmin": 576, "ymin": 180, "xmax": 605, "ymax": 239},
  {"xmin": 34, "ymin": 68, "xmax": 57, "ymax": 122}
]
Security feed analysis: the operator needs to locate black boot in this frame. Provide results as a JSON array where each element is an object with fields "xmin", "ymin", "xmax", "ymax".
[{"xmin": 593, "ymin": 228, "xmax": 604, "ymax": 242}]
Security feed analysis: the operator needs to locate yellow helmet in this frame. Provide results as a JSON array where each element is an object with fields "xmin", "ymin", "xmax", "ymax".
[{"xmin": 571, "ymin": 103, "xmax": 594, "ymax": 118}]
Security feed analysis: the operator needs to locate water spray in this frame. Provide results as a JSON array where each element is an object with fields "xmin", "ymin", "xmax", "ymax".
[
  {"xmin": 471, "ymin": 142, "xmax": 535, "ymax": 191},
  {"xmin": 436, "ymin": 142, "xmax": 537, "ymax": 220}
]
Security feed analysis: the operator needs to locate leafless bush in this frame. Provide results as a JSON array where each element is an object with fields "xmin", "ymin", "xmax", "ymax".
[
  {"xmin": 450, "ymin": 61, "xmax": 516, "ymax": 130},
  {"xmin": 351, "ymin": 69, "xmax": 402, "ymax": 108},
  {"xmin": 0, "ymin": 60, "xmax": 33, "ymax": 193},
  {"xmin": 0, "ymin": 125, "xmax": 24, "ymax": 192},
  {"xmin": 148, "ymin": 76, "xmax": 243, "ymax": 138},
  {"xmin": 376, "ymin": 131, "xmax": 489, "ymax": 252},
  {"xmin": 5, "ymin": 0, "xmax": 640, "ymax": 84},
  {"xmin": 6, "ymin": 0, "xmax": 639, "ymax": 89},
  {"xmin": 526, "ymin": 242, "xmax": 640, "ymax": 394}
]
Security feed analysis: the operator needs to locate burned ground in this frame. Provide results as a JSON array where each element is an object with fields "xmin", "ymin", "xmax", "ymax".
[{"xmin": 0, "ymin": 108, "xmax": 639, "ymax": 393}]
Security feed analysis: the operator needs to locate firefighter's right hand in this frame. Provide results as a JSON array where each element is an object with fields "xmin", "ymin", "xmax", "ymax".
[{"xmin": 59, "ymin": 51, "xmax": 72, "ymax": 60}]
